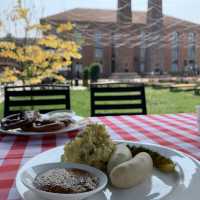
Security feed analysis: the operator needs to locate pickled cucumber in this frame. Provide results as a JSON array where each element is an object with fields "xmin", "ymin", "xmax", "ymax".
[{"xmin": 127, "ymin": 145, "xmax": 176, "ymax": 173}]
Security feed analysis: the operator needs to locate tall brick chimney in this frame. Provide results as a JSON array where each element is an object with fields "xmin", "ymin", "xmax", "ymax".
[
  {"xmin": 146, "ymin": 0, "xmax": 164, "ymax": 73},
  {"xmin": 117, "ymin": 0, "xmax": 132, "ymax": 23},
  {"xmin": 115, "ymin": 0, "xmax": 134, "ymax": 73},
  {"xmin": 147, "ymin": 0, "xmax": 163, "ymax": 25}
]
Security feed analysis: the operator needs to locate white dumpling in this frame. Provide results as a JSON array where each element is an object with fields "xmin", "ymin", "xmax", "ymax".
[
  {"xmin": 110, "ymin": 152, "xmax": 153, "ymax": 189},
  {"xmin": 107, "ymin": 144, "xmax": 132, "ymax": 174}
]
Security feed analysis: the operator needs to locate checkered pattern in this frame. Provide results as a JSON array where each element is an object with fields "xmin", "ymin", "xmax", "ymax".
[{"xmin": 0, "ymin": 113, "xmax": 200, "ymax": 200}]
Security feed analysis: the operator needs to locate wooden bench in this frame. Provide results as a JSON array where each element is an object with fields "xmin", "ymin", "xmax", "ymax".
[
  {"xmin": 194, "ymin": 86, "xmax": 200, "ymax": 95},
  {"xmin": 170, "ymin": 84, "xmax": 196, "ymax": 92}
]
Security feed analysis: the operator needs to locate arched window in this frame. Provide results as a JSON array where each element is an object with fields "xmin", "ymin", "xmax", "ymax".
[
  {"xmin": 74, "ymin": 30, "xmax": 82, "ymax": 43},
  {"xmin": 111, "ymin": 32, "xmax": 116, "ymax": 73},
  {"xmin": 140, "ymin": 31, "xmax": 146, "ymax": 73},
  {"xmin": 188, "ymin": 32, "xmax": 196, "ymax": 66},
  {"xmin": 94, "ymin": 31, "xmax": 103, "ymax": 59},
  {"xmin": 171, "ymin": 32, "xmax": 179, "ymax": 72}
]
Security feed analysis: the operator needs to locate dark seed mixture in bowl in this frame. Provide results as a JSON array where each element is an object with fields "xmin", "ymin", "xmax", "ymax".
[{"xmin": 33, "ymin": 168, "xmax": 99, "ymax": 194}]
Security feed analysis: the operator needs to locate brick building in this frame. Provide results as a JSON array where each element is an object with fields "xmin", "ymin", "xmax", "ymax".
[{"xmin": 42, "ymin": 0, "xmax": 200, "ymax": 77}]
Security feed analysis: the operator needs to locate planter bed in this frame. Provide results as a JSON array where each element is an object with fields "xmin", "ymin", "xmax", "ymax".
[{"xmin": 152, "ymin": 82, "xmax": 173, "ymax": 89}]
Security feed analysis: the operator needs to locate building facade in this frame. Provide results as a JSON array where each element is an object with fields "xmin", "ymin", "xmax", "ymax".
[{"xmin": 42, "ymin": 0, "xmax": 200, "ymax": 77}]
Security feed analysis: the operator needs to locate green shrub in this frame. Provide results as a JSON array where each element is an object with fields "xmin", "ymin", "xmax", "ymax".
[
  {"xmin": 83, "ymin": 67, "xmax": 89, "ymax": 87},
  {"xmin": 90, "ymin": 63, "xmax": 101, "ymax": 82}
]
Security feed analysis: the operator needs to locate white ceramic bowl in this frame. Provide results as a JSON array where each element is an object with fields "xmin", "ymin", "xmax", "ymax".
[{"xmin": 21, "ymin": 162, "xmax": 108, "ymax": 200}]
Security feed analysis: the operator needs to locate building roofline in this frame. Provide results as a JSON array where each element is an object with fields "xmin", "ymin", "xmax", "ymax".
[{"xmin": 41, "ymin": 8, "xmax": 200, "ymax": 26}]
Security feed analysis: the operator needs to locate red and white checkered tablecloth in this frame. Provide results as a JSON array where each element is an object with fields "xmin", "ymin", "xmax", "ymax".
[{"xmin": 0, "ymin": 113, "xmax": 200, "ymax": 200}]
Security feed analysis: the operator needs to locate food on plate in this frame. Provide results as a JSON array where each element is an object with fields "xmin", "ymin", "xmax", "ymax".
[
  {"xmin": 0, "ymin": 111, "xmax": 74, "ymax": 132},
  {"xmin": 44, "ymin": 111, "xmax": 74, "ymax": 122},
  {"xmin": 21, "ymin": 120, "xmax": 65, "ymax": 132},
  {"xmin": 59, "ymin": 119, "xmax": 73, "ymax": 127},
  {"xmin": 0, "ymin": 111, "xmax": 39, "ymax": 130},
  {"xmin": 60, "ymin": 124, "xmax": 176, "ymax": 190},
  {"xmin": 109, "ymin": 152, "xmax": 153, "ymax": 189},
  {"xmin": 33, "ymin": 168, "xmax": 99, "ymax": 193},
  {"xmin": 107, "ymin": 143, "xmax": 132, "ymax": 174},
  {"xmin": 61, "ymin": 124, "xmax": 116, "ymax": 170},
  {"xmin": 127, "ymin": 145, "xmax": 176, "ymax": 173}
]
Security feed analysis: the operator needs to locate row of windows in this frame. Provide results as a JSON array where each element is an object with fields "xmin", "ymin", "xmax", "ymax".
[
  {"xmin": 171, "ymin": 32, "xmax": 196, "ymax": 71},
  {"xmin": 93, "ymin": 30, "xmax": 196, "ymax": 50},
  {"xmin": 92, "ymin": 31, "xmax": 197, "ymax": 72},
  {"xmin": 138, "ymin": 31, "xmax": 196, "ymax": 72}
]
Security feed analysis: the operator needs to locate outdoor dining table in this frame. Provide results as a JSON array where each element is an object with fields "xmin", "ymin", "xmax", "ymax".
[{"xmin": 0, "ymin": 113, "xmax": 200, "ymax": 200}]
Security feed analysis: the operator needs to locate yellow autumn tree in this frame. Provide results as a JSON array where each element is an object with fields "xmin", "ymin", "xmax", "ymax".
[
  {"xmin": 0, "ymin": 67, "xmax": 18, "ymax": 83},
  {"xmin": 0, "ymin": 0, "xmax": 81, "ymax": 85}
]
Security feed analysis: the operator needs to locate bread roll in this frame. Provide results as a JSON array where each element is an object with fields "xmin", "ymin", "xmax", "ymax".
[
  {"xmin": 110, "ymin": 152, "xmax": 153, "ymax": 188},
  {"xmin": 107, "ymin": 144, "xmax": 132, "ymax": 174}
]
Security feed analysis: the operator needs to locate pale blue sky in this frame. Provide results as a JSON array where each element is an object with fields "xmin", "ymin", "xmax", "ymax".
[{"xmin": 0, "ymin": 0, "xmax": 200, "ymax": 37}]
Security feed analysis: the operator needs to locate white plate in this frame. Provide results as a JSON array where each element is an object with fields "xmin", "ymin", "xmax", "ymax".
[
  {"xmin": 0, "ymin": 112, "xmax": 87, "ymax": 136},
  {"xmin": 16, "ymin": 141, "xmax": 200, "ymax": 200}
]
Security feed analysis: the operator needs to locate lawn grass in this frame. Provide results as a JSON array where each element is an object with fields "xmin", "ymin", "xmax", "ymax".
[
  {"xmin": 146, "ymin": 88, "xmax": 199, "ymax": 114},
  {"xmin": 0, "ymin": 87, "xmax": 199, "ymax": 118},
  {"xmin": 71, "ymin": 89, "xmax": 90, "ymax": 117}
]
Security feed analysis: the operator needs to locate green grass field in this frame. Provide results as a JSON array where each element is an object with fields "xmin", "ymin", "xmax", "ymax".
[{"xmin": 0, "ymin": 87, "xmax": 199, "ymax": 118}]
